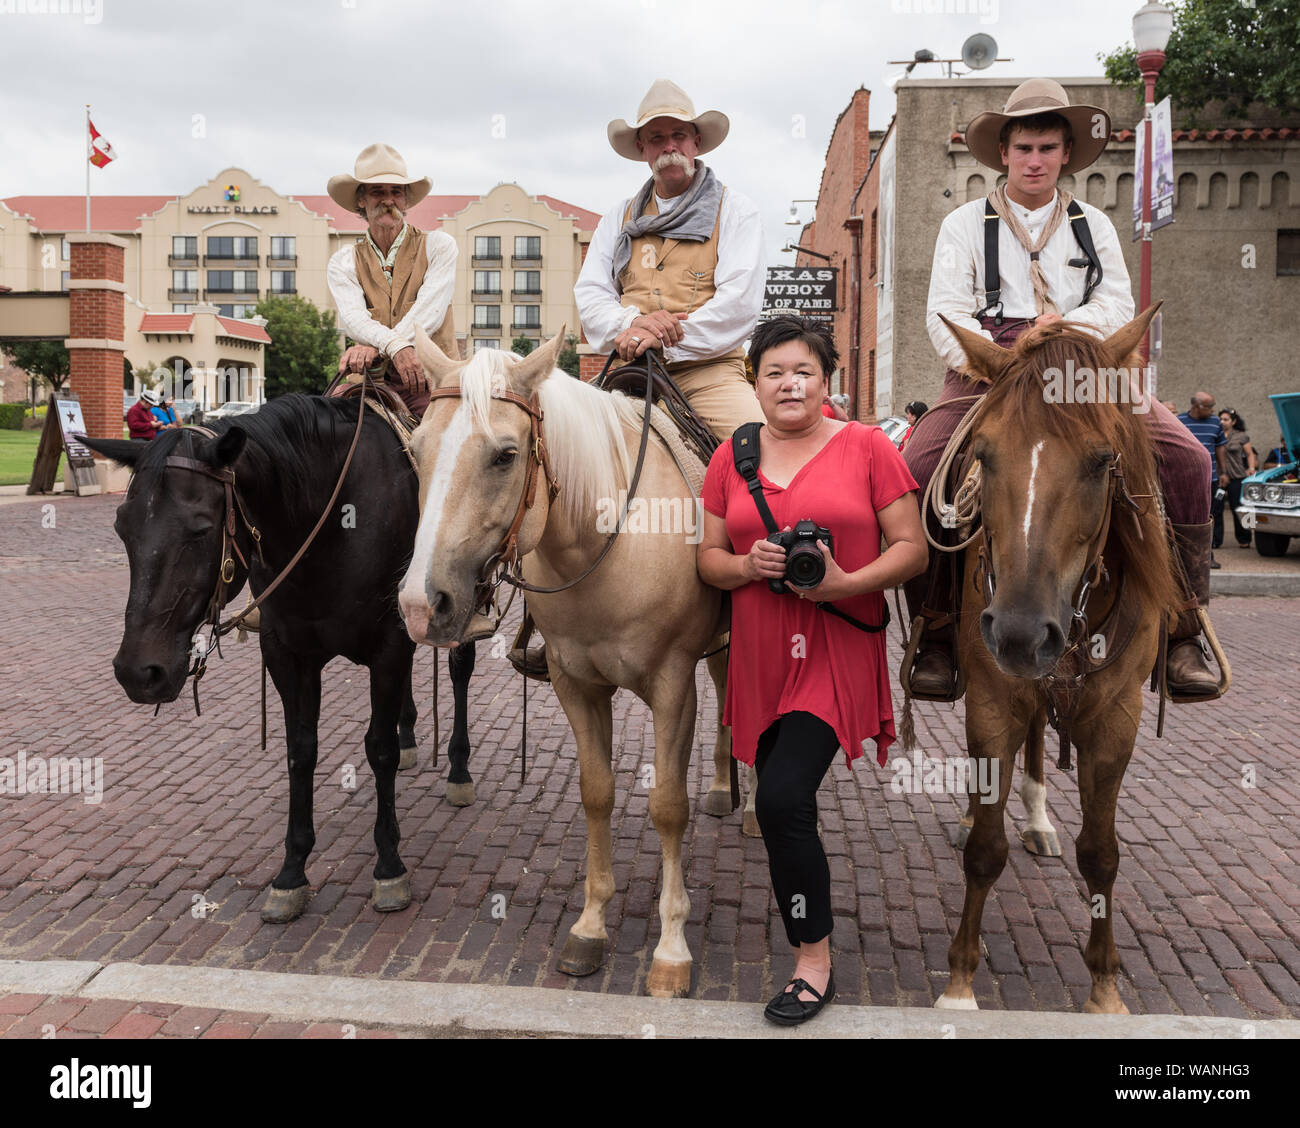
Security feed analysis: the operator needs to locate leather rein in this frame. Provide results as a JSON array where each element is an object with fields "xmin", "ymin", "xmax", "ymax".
[
  {"xmin": 161, "ymin": 380, "xmax": 371, "ymax": 715},
  {"xmin": 425, "ymin": 351, "xmax": 660, "ymax": 633}
]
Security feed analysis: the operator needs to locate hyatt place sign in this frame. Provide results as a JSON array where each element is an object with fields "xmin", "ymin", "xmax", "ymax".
[{"xmin": 187, "ymin": 205, "xmax": 279, "ymax": 215}]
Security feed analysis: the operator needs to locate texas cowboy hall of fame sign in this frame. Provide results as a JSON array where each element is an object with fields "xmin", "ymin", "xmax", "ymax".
[{"xmin": 760, "ymin": 266, "xmax": 838, "ymax": 324}]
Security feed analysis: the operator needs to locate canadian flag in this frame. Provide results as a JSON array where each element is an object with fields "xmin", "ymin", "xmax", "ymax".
[{"xmin": 88, "ymin": 120, "xmax": 116, "ymax": 168}]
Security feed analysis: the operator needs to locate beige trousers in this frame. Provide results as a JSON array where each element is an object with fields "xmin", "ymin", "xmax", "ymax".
[{"xmin": 668, "ymin": 355, "xmax": 765, "ymax": 444}]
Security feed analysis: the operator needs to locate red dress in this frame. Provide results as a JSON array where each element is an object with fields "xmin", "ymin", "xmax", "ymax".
[{"xmin": 702, "ymin": 422, "xmax": 918, "ymax": 768}]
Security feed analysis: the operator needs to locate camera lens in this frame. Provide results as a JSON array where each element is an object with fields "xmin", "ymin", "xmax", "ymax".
[{"xmin": 786, "ymin": 544, "xmax": 826, "ymax": 589}]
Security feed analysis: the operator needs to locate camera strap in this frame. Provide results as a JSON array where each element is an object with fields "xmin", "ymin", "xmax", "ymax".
[{"xmin": 730, "ymin": 422, "xmax": 889, "ymax": 634}]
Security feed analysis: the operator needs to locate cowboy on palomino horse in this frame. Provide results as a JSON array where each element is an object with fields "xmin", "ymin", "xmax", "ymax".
[
  {"xmin": 904, "ymin": 78, "xmax": 1225, "ymax": 708},
  {"xmin": 509, "ymin": 78, "xmax": 767, "ymax": 680}
]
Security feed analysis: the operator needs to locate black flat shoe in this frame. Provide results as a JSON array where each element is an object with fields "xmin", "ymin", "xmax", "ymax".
[{"xmin": 763, "ymin": 970, "xmax": 835, "ymax": 1026}]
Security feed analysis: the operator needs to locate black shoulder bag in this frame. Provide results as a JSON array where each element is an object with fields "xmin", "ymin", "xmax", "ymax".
[{"xmin": 731, "ymin": 422, "xmax": 889, "ymax": 634}]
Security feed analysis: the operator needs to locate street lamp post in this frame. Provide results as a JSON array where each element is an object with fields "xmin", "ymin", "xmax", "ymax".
[{"xmin": 1133, "ymin": 1, "xmax": 1173, "ymax": 365}]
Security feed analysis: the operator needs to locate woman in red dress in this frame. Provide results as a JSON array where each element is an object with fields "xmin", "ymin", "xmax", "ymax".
[{"xmin": 698, "ymin": 316, "xmax": 928, "ymax": 1025}]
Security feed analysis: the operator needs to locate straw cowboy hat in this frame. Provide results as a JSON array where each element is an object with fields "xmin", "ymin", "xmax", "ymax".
[
  {"xmin": 964, "ymin": 78, "xmax": 1111, "ymax": 176},
  {"xmin": 139, "ymin": 388, "xmax": 161, "ymax": 406},
  {"xmin": 327, "ymin": 143, "xmax": 432, "ymax": 213},
  {"xmin": 607, "ymin": 79, "xmax": 729, "ymax": 161}
]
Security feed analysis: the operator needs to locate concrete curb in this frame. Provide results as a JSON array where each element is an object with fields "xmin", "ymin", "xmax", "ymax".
[
  {"xmin": 1, "ymin": 959, "xmax": 1291, "ymax": 1039},
  {"xmin": 1211, "ymin": 571, "xmax": 1300, "ymax": 596}
]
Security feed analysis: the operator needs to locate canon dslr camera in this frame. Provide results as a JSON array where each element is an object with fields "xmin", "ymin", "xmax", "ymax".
[{"xmin": 768, "ymin": 519, "xmax": 834, "ymax": 594}]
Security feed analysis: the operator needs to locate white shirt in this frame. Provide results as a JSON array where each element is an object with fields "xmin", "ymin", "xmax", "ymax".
[
  {"xmin": 327, "ymin": 228, "xmax": 458, "ymax": 358},
  {"xmin": 575, "ymin": 178, "xmax": 766, "ymax": 364},
  {"xmin": 925, "ymin": 191, "xmax": 1134, "ymax": 372}
]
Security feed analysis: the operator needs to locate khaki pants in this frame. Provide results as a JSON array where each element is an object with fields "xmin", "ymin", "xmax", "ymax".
[{"xmin": 668, "ymin": 355, "xmax": 765, "ymax": 444}]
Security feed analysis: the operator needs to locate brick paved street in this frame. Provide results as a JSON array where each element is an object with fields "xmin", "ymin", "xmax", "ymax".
[{"xmin": 1, "ymin": 493, "xmax": 1298, "ymax": 1023}]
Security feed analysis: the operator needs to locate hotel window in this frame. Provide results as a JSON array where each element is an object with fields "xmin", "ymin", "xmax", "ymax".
[
  {"xmin": 473, "ymin": 306, "xmax": 501, "ymax": 329},
  {"xmin": 172, "ymin": 235, "xmax": 197, "ymax": 258},
  {"xmin": 270, "ymin": 235, "xmax": 296, "ymax": 259},
  {"xmin": 207, "ymin": 270, "xmax": 257, "ymax": 292},
  {"xmin": 230, "ymin": 304, "xmax": 258, "ymax": 319},
  {"xmin": 474, "ymin": 270, "xmax": 500, "ymax": 293},
  {"xmin": 514, "ymin": 236, "xmax": 541, "ymax": 258},
  {"xmin": 217, "ymin": 304, "xmax": 235, "ymax": 318},
  {"xmin": 474, "ymin": 236, "xmax": 501, "ymax": 259},
  {"xmin": 207, "ymin": 235, "xmax": 258, "ymax": 258},
  {"xmin": 514, "ymin": 271, "xmax": 540, "ymax": 293},
  {"xmin": 513, "ymin": 305, "xmax": 541, "ymax": 328},
  {"xmin": 172, "ymin": 304, "xmax": 194, "ymax": 313},
  {"xmin": 61, "ymin": 237, "xmax": 70, "ymax": 261},
  {"xmin": 173, "ymin": 270, "xmax": 198, "ymax": 291},
  {"xmin": 473, "ymin": 339, "xmax": 500, "ymax": 354},
  {"xmin": 270, "ymin": 270, "xmax": 296, "ymax": 293},
  {"xmin": 60, "ymin": 270, "xmax": 70, "ymax": 290},
  {"xmin": 1279, "ymin": 230, "xmax": 1300, "ymax": 276}
]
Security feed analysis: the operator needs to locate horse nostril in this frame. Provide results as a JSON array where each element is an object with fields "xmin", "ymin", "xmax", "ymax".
[
  {"xmin": 1038, "ymin": 621, "xmax": 1065, "ymax": 663},
  {"xmin": 431, "ymin": 591, "xmax": 450, "ymax": 616}
]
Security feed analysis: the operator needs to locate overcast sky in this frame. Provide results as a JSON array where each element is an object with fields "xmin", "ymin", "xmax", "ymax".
[{"xmin": 2, "ymin": 0, "xmax": 1149, "ymax": 261}]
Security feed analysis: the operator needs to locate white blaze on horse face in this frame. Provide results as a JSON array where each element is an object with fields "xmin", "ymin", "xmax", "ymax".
[
  {"xmin": 401, "ymin": 402, "xmax": 474, "ymax": 616},
  {"xmin": 1022, "ymin": 440, "xmax": 1046, "ymax": 549}
]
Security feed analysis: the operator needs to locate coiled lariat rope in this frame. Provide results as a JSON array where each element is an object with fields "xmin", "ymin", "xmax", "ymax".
[{"xmin": 920, "ymin": 393, "xmax": 989, "ymax": 553}]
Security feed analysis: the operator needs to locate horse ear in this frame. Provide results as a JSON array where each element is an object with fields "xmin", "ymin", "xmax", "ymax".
[
  {"xmin": 511, "ymin": 324, "xmax": 566, "ymax": 394},
  {"xmin": 937, "ymin": 314, "xmax": 1010, "ymax": 384},
  {"xmin": 1101, "ymin": 301, "xmax": 1163, "ymax": 365},
  {"xmin": 78, "ymin": 435, "xmax": 143, "ymax": 467},
  {"xmin": 213, "ymin": 427, "xmax": 246, "ymax": 468},
  {"xmin": 414, "ymin": 324, "xmax": 462, "ymax": 388}
]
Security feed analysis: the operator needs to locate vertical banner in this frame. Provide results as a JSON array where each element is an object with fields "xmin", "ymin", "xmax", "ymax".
[
  {"xmin": 1133, "ymin": 96, "xmax": 1175, "ymax": 241},
  {"xmin": 874, "ymin": 129, "xmax": 896, "ymax": 418}
]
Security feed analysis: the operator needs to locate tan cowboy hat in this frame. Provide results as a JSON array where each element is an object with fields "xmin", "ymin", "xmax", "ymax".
[
  {"xmin": 607, "ymin": 79, "xmax": 729, "ymax": 161},
  {"xmin": 965, "ymin": 78, "xmax": 1110, "ymax": 176},
  {"xmin": 327, "ymin": 143, "xmax": 432, "ymax": 213}
]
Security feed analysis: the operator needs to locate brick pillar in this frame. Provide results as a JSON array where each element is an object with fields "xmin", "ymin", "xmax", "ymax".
[{"xmin": 65, "ymin": 233, "xmax": 127, "ymax": 445}]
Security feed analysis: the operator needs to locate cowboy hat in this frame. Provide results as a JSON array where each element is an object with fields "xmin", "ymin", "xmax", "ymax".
[
  {"xmin": 140, "ymin": 388, "xmax": 161, "ymax": 406},
  {"xmin": 964, "ymin": 78, "xmax": 1110, "ymax": 176},
  {"xmin": 607, "ymin": 79, "xmax": 729, "ymax": 161},
  {"xmin": 327, "ymin": 143, "xmax": 431, "ymax": 213}
]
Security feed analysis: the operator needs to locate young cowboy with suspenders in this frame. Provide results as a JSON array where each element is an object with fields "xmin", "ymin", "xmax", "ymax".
[{"xmin": 904, "ymin": 78, "xmax": 1222, "ymax": 705}]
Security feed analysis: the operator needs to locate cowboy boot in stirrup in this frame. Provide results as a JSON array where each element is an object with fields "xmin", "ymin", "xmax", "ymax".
[
  {"xmin": 903, "ymin": 572, "xmax": 961, "ymax": 700},
  {"xmin": 1166, "ymin": 520, "xmax": 1222, "ymax": 702},
  {"xmin": 507, "ymin": 612, "xmax": 550, "ymax": 682}
]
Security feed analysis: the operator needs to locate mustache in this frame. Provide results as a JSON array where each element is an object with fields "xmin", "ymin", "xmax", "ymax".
[{"xmin": 654, "ymin": 152, "xmax": 693, "ymax": 174}]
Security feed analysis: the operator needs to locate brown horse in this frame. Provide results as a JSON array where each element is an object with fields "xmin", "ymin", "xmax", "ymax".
[{"xmin": 933, "ymin": 307, "xmax": 1185, "ymax": 1014}]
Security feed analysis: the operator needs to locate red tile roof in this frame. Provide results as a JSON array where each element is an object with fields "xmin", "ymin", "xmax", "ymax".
[
  {"xmin": 216, "ymin": 316, "xmax": 270, "ymax": 343},
  {"xmin": 139, "ymin": 313, "xmax": 194, "ymax": 334},
  {"xmin": 536, "ymin": 195, "xmax": 603, "ymax": 232},
  {"xmin": 3, "ymin": 195, "xmax": 174, "ymax": 231}
]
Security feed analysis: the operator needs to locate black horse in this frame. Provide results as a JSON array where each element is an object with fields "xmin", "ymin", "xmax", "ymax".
[{"xmin": 83, "ymin": 395, "xmax": 478, "ymax": 923}]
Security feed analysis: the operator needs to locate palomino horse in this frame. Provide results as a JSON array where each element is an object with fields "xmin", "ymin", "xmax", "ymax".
[
  {"xmin": 932, "ymin": 308, "xmax": 1184, "ymax": 1014},
  {"xmin": 83, "ymin": 397, "xmax": 479, "ymax": 924},
  {"xmin": 397, "ymin": 328, "xmax": 733, "ymax": 998}
]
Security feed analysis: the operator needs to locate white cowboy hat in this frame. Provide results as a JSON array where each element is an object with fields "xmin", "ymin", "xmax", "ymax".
[
  {"xmin": 607, "ymin": 79, "xmax": 730, "ymax": 161},
  {"xmin": 140, "ymin": 388, "xmax": 161, "ymax": 406},
  {"xmin": 327, "ymin": 143, "xmax": 432, "ymax": 213},
  {"xmin": 964, "ymin": 78, "xmax": 1111, "ymax": 176}
]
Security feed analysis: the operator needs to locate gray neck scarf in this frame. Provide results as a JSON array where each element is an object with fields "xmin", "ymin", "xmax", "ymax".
[{"xmin": 611, "ymin": 160, "xmax": 723, "ymax": 286}]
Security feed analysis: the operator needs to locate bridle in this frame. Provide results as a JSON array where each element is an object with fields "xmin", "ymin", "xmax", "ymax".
[
  {"xmin": 158, "ymin": 380, "xmax": 370, "ymax": 714},
  {"xmin": 421, "ymin": 352, "xmax": 659, "ymax": 634}
]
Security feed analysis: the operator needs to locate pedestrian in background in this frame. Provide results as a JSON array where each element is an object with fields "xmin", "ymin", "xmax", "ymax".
[
  {"xmin": 898, "ymin": 400, "xmax": 927, "ymax": 452},
  {"xmin": 1218, "ymin": 409, "xmax": 1257, "ymax": 549},
  {"xmin": 1178, "ymin": 392, "xmax": 1229, "ymax": 568}
]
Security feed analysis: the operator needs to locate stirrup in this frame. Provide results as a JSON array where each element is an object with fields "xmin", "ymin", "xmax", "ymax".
[
  {"xmin": 1164, "ymin": 608, "xmax": 1231, "ymax": 705},
  {"xmin": 509, "ymin": 612, "xmax": 550, "ymax": 682},
  {"xmin": 899, "ymin": 615, "xmax": 965, "ymax": 703}
]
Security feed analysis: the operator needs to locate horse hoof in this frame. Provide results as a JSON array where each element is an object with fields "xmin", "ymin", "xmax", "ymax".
[
  {"xmin": 446, "ymin": 781, "xmax": 476, "ymax": 807},
  {"xmin": 1083, "ymin": 995, "xmax": 1130, "ymax": 1015},
  {"xmin": 557, "ymin": 933, "xmax": 606, "ymax": 977},
  {"xmin": 702, "ymin": 788, "xmax": 733, "ymax": 818},
  {"xmin": 741, "ymin": 810, "xmax": 761, "ymax": 838},
  {"xmin": 260, "ymin": 884, "xmax": 311, "ymax": 923},
  {"xmin": 951, "ymin": 822, "xmax": 972, "ymax": 850},
  {"xmin": 372, "ymin": 873, "xmax": 412, "ymax": 913},
  {"xmin": 934, "ymin": 991, "xmax": 979, "ymax": 1010},
  {"xmin": 399, "ymin": 744, "xmax": 417, "ymax": 771},
  {"xmin": 1021, "ymin": 828, "xmax": 1062, "ymax": 857},
  {"xmin": 646, "ymin": 959, "xmax": 692, "ymax": 998}
]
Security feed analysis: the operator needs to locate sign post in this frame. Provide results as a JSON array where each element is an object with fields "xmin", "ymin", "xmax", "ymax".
[{"xmin": 28, "ymin": 396, "xmax": 102, "ymax": 496}]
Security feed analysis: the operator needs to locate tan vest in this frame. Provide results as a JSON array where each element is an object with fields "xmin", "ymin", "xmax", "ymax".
[
  {"xmin": 352, "ymin": 224, "xmax": 458, "ymax": 358},
  {"xmin": 617, "ymin": 190, "xmax": 743, "ymax": 363}
]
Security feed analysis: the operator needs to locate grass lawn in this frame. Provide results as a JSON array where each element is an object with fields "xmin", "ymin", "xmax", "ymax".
[{"xmin": 0, "ymin": 429, "xmax": 63, "ymax": 486}]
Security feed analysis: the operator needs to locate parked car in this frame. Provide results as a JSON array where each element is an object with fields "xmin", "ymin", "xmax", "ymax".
[
  {"xmin": 204, "ymin": 401, "xmax": 258, "ymax": 421},
  {"xmin": 1237, "ymin": 392, "xmax": 1300, "ymax": 557},
  {"xmin": 876, "ymin": 415, "xmax": 909, "ymax": 448},
  {"xmin": 171, "ymin": 399, "xmax": 200, "ymax": 424}
]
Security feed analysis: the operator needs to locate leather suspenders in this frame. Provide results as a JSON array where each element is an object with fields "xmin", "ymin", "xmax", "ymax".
[{"xmin": 975, "ymin": 199, "xmax": 1103, "ymax": 325}]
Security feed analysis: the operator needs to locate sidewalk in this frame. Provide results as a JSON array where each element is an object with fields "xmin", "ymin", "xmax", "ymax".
[{"xmin": 4, "ymin": 960, "xmax": 1297, "ymax": 1039}]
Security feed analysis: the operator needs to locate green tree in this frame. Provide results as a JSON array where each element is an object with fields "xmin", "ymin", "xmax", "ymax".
[
  {"xmin": 2, "ymin": 340, "xmax": 71, "ymax": 395},
  {"xmin": 556, "ymin": 332, "xmax": 580, "ymax": 378},
  {"xmin": 254, "ymin": 294, "xmax": 341, "ymax": 398},
  {"xmin": 511, "ymin": 335, "xmax": 536, "ymax": 357},
  {"xmin": 1101, "ymin": 0, "xmax": 1300, "ymax": 122}
]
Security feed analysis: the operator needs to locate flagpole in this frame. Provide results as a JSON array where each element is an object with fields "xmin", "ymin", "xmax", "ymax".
[{"xmin": 85, "ymin": 104, "xmax": 91, "ymax": 233}]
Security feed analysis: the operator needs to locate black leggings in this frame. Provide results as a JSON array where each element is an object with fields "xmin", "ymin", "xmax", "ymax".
[{"xmin": 753, "ymin": 711, "xmax": 841, "ymax": 948}]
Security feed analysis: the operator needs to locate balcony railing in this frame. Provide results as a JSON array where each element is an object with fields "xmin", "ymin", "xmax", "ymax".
[
  {"xmin": 471, "ymin": 254, "xmax": 503, "ymax": 264},
  {"xmin": 205, "ymin": 289, "xmax": 260, "ymax": 301},
  {"xmin": 168, "ymin": 254, "xmax": 198, "ymax": 267},
  {"xmin": 167, "ymin": 288, "xmax": 198, "ymax": 302},
  {"xmin": 511, "ymin": 323, "xmax": 542, "ymax": 334},
  {"xmin": 267, "ymin": 255, "xmax": 298, "ymax": 267},
  {"xmin": 511, "ymin": 289, "xmax": 542, "ymax": 299},
  {"xmin": 511, "ymin": 254, "xmax": 542, "ymax": 266},
  {"xmin": 267, "ymin": 287, "xmax": 296, "ymax": 296},
  {"xmin": 471, "ymin": 289, "xmax": 502, "ymax": 301},
  {"xmin": 471, "ymin": 323, "xmax": 502, "ymax": 332},
  {"xmin": 203, "ymin": 255, "xmax": 260, "ymax": 266}
]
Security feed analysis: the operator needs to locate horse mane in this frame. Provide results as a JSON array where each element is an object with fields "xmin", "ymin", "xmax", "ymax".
[
  {"xmin": 975, "ymin": 322, "xmax": 1183, "ymax": 622},
  {"xmin": 455, "ymin": 349, "xmax": 646, "ymax": 529},
  {"xmin": 133, "ymin": 395, "xmax": 364, "ymax": 505}
]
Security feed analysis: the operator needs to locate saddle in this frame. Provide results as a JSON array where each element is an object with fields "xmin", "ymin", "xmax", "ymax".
[
  {"xmin": 595, "ymin": 356, "xmax": 720, "ymax": 470},
  {"xmin": 331, "ymin": 379, "xmax": 419, "ymax": 470}
]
